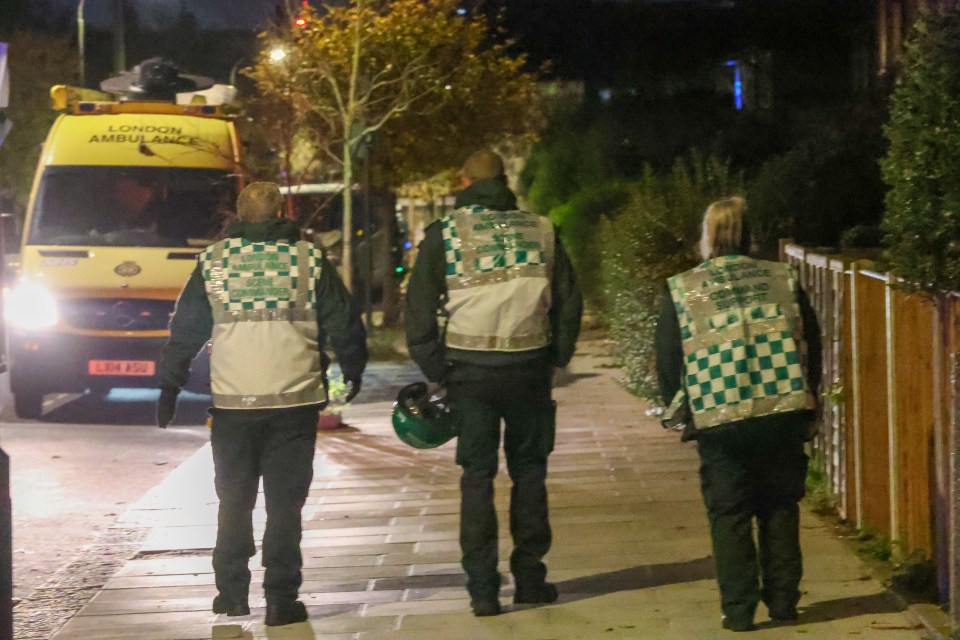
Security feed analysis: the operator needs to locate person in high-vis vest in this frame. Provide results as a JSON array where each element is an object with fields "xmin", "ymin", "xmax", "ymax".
[
  {"xmin": 405, "ymin": 149, "xmax": 583, "ymax": 617},
  {"xmin": 655, "ymin": 196, "xmax": 821, "ymax": 632},
  {"xmin": 156, "ymin": 182, "xmax": 368, "ymax": 627}
]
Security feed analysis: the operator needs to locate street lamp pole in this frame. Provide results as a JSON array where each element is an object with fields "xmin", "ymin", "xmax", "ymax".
[
  {"xmin": 229, "ymin": 60, "xmax": 244, "ymax": 87},
  {"xmin": 77, "ymin": 0, "xmax": 86, "ymax": 86},
  {"xmin": 112, "ymin": 0, "xmax": 126, "ymax": 74}
]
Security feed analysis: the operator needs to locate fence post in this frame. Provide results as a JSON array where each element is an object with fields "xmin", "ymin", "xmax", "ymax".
[
  {"xmin": 885, "ymin": 272, "xmax": 900, "ymax": 548},
  {"xmin": 779, "ymin": 238, "xmax": 794, "ymax": 262},
  {"xmin": 849, "ymin": 262, "xmax": 864, "ymax": 529},
  {"xmin": 933, "ymin": 297, "xmax": 950, "ymax": 607},
  {"xmin": 951, "ymin": 301, "xmax": 960, "ymax": 635},
  {"xmin": 829, "ymin": 258, "xmax": 847, "ymax": 517},
  {"xmin": 804, "ymin": 252, "xmax": 831, "ymax": 488}
]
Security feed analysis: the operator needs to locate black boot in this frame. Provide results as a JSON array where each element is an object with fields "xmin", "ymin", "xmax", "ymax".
[
  {"xmin": 265, "ymin": 600, "xmax": 308, "ymax": 626},
  {"xmin": 514, "ymin": 582, "xmax": 558, "ymax": 605},
  {"xmin": 721, "ymin": 615, "xmax": 755, "ymax": 632},
  {"xmin": 470, "ymin": 596, "xmax": 502, "ymax": 617},
  {"xmin": 212, "ymin": 594, "xmax": 250, "ymax": 617}
]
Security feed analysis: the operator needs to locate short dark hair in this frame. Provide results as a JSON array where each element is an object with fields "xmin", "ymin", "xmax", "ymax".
[
  {"xmin": 462, "ymin": 149, "xmax": 505, "ymax": 182},
  {"xmin": 237, "ymin": 182, "xmax": 283, "ymax": 222}
]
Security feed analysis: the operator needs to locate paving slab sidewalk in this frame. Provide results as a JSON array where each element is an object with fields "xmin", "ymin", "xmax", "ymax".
[{"xmin": 47, "ymin": 337, "xmax": 937, "ymax": 640}]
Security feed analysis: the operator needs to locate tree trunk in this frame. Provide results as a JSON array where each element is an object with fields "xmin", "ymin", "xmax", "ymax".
[
  {"xmin": 342, "ymin": 147, "xmax": 354, "ymax": 292},
  {"xmin": 379, "ymin": 194, "xmax": 401, "ymax": 326}
]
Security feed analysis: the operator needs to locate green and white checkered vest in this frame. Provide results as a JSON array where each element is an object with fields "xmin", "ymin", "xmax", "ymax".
[
  {"xmin": 668, "ymin": 255, "xmax": 814, "ymax": 430},
  {"xmin": 441, "ymin": 206, "xmax": 554, "ymax": 352},
  {"xmin": 199, "ymin": 237, "xmax": 327, "ymax": 409}
]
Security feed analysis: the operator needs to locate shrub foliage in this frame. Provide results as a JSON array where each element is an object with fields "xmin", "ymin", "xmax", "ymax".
[
  {"xmin": 880, "ymin": 8, "xmax": 960, "ymax": 291},
  {"xmin": 548, "ymin": 181, "xmax": 631, "ymax": 309},
  {"xmin": 599, "ymin": 154, "xmax": 742, "ymax": 399}
]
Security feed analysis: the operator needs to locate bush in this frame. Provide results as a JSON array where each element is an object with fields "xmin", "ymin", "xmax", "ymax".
[
  {"xmin": 548, "ymin": 181, "xmax": 631, "ymax": 308},
  {"xmin": 522, "ymin": 93, "xmax": 732, "ymax": 217},
  {"xmin": 746, "ymin": 102, "xmax": 886, "ymax": 257},
  {"xmin": 745, "ymin": 141, "xmax": 818, "ymax": 255},
  {"xmin": 521, "ymin": 107, "xmax": 617, "ymax": 216},
  {"xmin": 840, "ymin": 224, "xmax": 884, "ymax": 249},
  {"xmin": 599, "ymin": 153, "xmax": 742, "ymax": 400},
  {"xmin": 880, "ymin": 8, "xmax": 960, "ymax": 292}
]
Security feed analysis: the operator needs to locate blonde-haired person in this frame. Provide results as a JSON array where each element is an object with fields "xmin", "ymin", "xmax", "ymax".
[
  {"xmin": 699, "ymin": 196, "xmax": 748, "ymax": 260},
  {"xmin": 655, "ymin": 197, "xmax": 821, "ymax": 632},
  {"xmin": 157, "ymin": 181, "xmax": 368, "ymax": 628}
]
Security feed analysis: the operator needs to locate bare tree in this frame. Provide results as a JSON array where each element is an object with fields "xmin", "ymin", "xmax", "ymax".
[{"xmin": 246, "ymin": 0, "xmax": 542, "ymax": 292}]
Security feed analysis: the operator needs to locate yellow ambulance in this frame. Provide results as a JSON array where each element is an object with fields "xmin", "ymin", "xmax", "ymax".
[{"xmin": 4, "ymin": 91, "xmax": 242, "ymax": 418}]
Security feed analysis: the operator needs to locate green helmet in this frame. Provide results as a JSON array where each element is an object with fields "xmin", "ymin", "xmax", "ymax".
[{"xmin": 391, "ymin": 382, "xmax": 457, "ymax": 449}]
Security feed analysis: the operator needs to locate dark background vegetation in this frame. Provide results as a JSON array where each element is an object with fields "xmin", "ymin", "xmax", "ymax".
[
  {"xmin": 2, "ymin": 0, "xmax": 887, "ymax": 252},
  {"xmin": 5, "ymin": 0, "xmax": 950, "ymax": 358}
]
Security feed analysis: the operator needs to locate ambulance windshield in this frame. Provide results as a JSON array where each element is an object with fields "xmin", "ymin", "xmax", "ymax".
[{"xmin": 29, "ymin": 167, "xmax": 238, "ymax": 247}]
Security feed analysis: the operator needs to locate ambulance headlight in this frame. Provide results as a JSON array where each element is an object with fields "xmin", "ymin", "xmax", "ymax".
[{"xmin": 4, "ymin": 282, "xmax": 58, "ymax": 329}]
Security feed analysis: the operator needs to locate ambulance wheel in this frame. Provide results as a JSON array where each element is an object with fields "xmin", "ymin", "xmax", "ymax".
[{"xmin": 13, "ymin": 387, "xmax": 44, "ymax": 420}]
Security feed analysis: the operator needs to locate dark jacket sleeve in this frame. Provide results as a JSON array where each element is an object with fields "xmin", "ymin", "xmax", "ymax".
[
  {"xmin": 404, "ymin": 222, "xmax": 447, "ymax": 382},
  {"xmin": 316, "ymin": 256, "xmax": 368, "ymax": 381},
  {"xmin": 798, "ymin": 285, "xmax": 822, "ymax": 395},
  {"xmin": 655, "ymin": 284, "xmax": 684, "ymax": 405},
  {"xmin": 158, "ymin": 264, "xmax": 213, "ymax": 389},
  {"xmin": 550, "ymin": 236, "xmax": 583, "ymax": 367}
]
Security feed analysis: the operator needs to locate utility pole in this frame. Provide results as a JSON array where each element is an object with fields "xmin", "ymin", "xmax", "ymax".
[{"xmin": 113, "ymin": 0, "xmax": 126, "ymax": 74}]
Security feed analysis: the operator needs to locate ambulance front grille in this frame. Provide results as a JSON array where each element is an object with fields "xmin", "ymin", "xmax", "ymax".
[{"xmin": 59, "ymin": 299, "xmax": 175, "ymax": 332}]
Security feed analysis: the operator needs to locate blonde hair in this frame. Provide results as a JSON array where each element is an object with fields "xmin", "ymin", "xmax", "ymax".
[
  {"xmin": 237, "ymin": 182, "xmax": 283, "ymax": 222},
  {"xmin": 699, "ymin": 196, "xmax": 747, "ymax": 260}
]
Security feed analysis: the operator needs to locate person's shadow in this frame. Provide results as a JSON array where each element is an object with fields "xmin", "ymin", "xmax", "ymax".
[
  {"xmin": 549, "ymin": 556, "xmax": 715, "ymax": 604},
  {"xmin": 786, "ymin": 592, "xmax": 906, "ymax": 624},
  {"xmin": 265, "ymin": 621, "xmax": 317, "ymax": 639},
  {"xmin": 209, "ymin": 619, "xmax": 318, "ymax": 638}
]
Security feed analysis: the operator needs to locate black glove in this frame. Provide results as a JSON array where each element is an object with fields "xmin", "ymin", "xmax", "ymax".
[
  {"xmin": 343, "ymin": 376, "xmax": 362, "ymax": 403},
  {"xmin": 157, "ymin": 387, "xmax": 180, "ymax": 429}
]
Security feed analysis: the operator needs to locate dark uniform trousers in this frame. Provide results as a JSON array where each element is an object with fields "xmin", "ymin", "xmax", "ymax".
[
  {"xmin": 448, "ymin": 365, "xmax": 556, "ymax": 600},
  {"xmin": 209, "ymin": 405, "xmax": 319, "ymax": 604},
  {"xmin": 696, "ymin": 418, "xmax": 808, "ymax": 623}
]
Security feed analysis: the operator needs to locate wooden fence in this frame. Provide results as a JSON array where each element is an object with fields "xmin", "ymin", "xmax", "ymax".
[{"xmin": 781, "ymin": 242, "xmax": 960, "ymax": 622}]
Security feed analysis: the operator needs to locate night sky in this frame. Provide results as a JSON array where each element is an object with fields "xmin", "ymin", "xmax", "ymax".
[{"xmin": 50, "ymin": 0, "xmax": 282, "ymax": 30}]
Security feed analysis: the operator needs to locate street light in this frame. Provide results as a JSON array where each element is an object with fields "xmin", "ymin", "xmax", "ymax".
[{"xmin": 231, "ymin": 43, "xmax": 287, "ymax": 88}]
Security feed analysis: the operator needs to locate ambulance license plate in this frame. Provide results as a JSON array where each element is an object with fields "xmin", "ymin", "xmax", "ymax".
[{"xmin": 88, "ymin": 360, "xmax": 156, "ymax": 376}]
